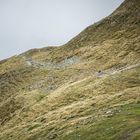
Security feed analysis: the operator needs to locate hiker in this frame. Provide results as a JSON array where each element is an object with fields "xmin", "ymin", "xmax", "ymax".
[{"xmin": 98, "ymin": 70, "xmax": 101, "ymax": 73}]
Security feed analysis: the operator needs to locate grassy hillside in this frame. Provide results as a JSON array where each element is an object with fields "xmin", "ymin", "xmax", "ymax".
[{"xmin": 0, "ymin": 0, "xmax": 140, "ymax": 139}]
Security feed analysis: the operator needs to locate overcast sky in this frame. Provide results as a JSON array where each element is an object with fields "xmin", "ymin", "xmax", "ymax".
[{"xmin": 0, "ymin": 0, "xmax": 124, "ymax": 60}]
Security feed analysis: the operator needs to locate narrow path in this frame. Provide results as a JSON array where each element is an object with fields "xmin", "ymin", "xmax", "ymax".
[
  {"xmin": 23, "ymin": 56, "xmax": 48, "ymax": 68},
  {"xmin": 22, "ymin": 56, "xmax": 80, "ymax": 69},
  {"xmin": 95, "ymin": 63, "xmax": 140, "ymax": 77},
  {"xmin": 23, "ymin": 56, "xmax": 140, "ymax": 78}
]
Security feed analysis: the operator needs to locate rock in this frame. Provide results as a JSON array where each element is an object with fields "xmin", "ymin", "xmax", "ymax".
[
  {"xmin": 106, "ymin": 110, "xmax": 112, "ymax": 114},
  {"xmin": 47, "ymin": 133, "xmax": 58, "ymax": 139},
  {"xmin": 105, "ymin": 110, "xmax": 115, "ymax": 117}
]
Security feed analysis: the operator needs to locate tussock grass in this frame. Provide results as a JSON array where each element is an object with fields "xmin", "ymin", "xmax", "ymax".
[{"xmin": 0, "ymin": 0, "xmax": 140, "ymax": 139}]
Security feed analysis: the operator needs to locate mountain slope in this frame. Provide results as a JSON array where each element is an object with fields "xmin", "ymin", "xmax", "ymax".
[{"xmin": 0, "ymin": 0, "xmax": 140, "ymax": 139}]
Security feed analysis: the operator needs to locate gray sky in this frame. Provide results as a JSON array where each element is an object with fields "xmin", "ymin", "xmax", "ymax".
[{"xmin": 0, "ymin": 0, "xmax": 124, "ymax": 60}]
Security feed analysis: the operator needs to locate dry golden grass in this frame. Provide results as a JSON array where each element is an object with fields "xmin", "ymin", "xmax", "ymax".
[{"xmin": 0, "ymin": 0, "xmax": 140, "ymax": 139}]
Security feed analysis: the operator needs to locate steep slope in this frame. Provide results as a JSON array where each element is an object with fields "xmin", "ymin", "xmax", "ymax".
[{"xmin": 0, "ymin": 0, "xmax": 140, "ymax": 140}]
